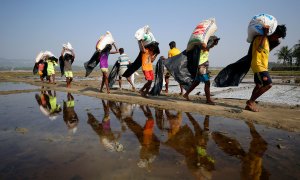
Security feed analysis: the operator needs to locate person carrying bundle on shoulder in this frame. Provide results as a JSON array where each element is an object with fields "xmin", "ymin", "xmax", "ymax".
[
  {"xmin": 245, "ymin": 25, "xmax": 286, "ymax": 112},
  {"xmin": 97, "ymin": 42, "xmax": 119, "ymax": 94},
  {"xmin": 183, "ymin": 36, "xmax": 220, "ymax": 105},
  {"xmin": 61, "ymin": 42, "xmax": 75, "ymax": 88},
  {"xmin": 138, "ymin": 41, "xmax": 159, "ymax": 97}
]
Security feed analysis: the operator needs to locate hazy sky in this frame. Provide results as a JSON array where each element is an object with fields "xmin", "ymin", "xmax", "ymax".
[{"xmin": 1, "ymin": 0, "xmax": 299, "ymax": 67}]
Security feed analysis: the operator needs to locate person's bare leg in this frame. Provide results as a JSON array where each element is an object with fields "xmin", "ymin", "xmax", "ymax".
[
  {"xmin": 119, "ymin": 76, "xmax": 122, "ymax": 89},
  {"xmin": 100, "ymin": 73, "xmax": 105, "ymax": 93},
  {"xmin": 66, "ymin": 78, "xmax": 70, "ymax": 88},
  {"xmin": 204, "ymin": 81, "xmax": 215, "ymax": 105},
  {"xmin": 246, "ymin": 84, "xmax": 272, "ymax": 112},
  {"xmin": 104, "ymin": 72, "xmax": 110, "ymax": 94},
  {"xmin": 144, "ymin": 80, "xmax": 152, "ymax": 95},
  {"xmin": 251, "ymin": 84, "xmax": 272, "ymax": 102},
  {"xmin": 140, "ymin": 81, "xmax": 151, "ymax": 96},
  {"xmin": 69, "ymin": 77, "xmax": 72, "ymax": 88},
  {"xmin": 52, "ymin": 74, "xmax": 56, "ymax": 84},
  {"xmin": 183, "ymin": 81, "xmax": 199, "ymax": 101},
  {"xmin": 165, "ymin": 76, "xmax": 169, "ymax": 94},
  {"xmin": 127, "ymin": 77, "xmax": 135, "ymax": 91},
  {"xmin": 179, "ymin": 84, "xmax": 184, "ymax": 95}
]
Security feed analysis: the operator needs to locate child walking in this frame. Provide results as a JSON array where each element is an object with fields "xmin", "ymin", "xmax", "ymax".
[{"xmin": 138, "ymin": 41, "xmax": 158, "ymax": 97}]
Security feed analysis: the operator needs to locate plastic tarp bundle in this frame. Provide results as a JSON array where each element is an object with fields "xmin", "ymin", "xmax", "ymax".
[
  {"xmin": 163, "ymin": 48, "xmax": 199, "ymax": 91},
  {"xmin": 108, "ymin": 61, "xmax": 120, "ymax": 88},
  {"xmin": 59, "ymin": 56, "xmax": 64, "ymax": 76},
  {"xmin": 150, "ymin": 57, "xmax": 164, "ymax": 96},
  {"xmin": 187, "ymin": 18, "xmax": 217, "ymax": 51},
  {"xmin": 122, "ymin": 42, "xmax": 160, "ymax": 78},
  {"xmin": 122, "ymin": 52, "xmax": 142, "ymax": 78},
  {"xmin": 213, "ymin": 39, "xmax": 280, "ymax": 87},
  {"xmin": 135, "ymin": 25, "xmax": 156, "ymax": 46},
  {"xmin": 247, "ymin": 13, "xmax": 277, "ymax": 43},
  {"xmin": 96, "ymin": 31, "xmax": 115, "ymax": 51},
  {"xmin": 213, "ymin": 55, "xmax": 252, "ymax": 87},
  {"xmin": 84, "ymin": 51, "xmax": 100, "ymax": 77},
  {"xmin": 33, "ymin": 63, "xmax": 39, "ymax": 75}
]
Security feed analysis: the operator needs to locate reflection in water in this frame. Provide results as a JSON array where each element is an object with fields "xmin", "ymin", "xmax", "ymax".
[
  {"xmin": 35, "ymin": 88, "xmax": 62, "ymax": 120},
  {"xmin": 163, "ymin": 113, "xmax": 215, "ymax": 179},
  {"xmin": 0, "ymin": 91, "xmax": 297, "ymax": 179},
  {"xmin": 87, "ymin": 100, "xmax": 123, "ymax": 152},
  {"xmin": 108, "ymin": 101, "xmax": 135, "ymax": 132},
  {"xmin": 123, "ymin": 105, "xmax": 160, "ymax": 170},
  {"xmin": 63, "ymin": 93, "xmax": 79, "ymax": 134},
  {"xmin": 212, "ymin": 121, "xmax": 269, "ymax": 179}
]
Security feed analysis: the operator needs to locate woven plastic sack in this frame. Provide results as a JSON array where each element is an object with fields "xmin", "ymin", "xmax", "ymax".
[
  {"xmin": 247, "ymin": 13, "xmax": 277, "ymax": 43},
  {"xmin": 187, "ymin": 18, "xmax": 217, "ymax": 51}
]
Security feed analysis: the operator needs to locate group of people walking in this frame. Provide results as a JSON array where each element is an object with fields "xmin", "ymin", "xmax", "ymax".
[{"xmin": 34, "ymin": 14, "xmax": 287, "ymax": 113}]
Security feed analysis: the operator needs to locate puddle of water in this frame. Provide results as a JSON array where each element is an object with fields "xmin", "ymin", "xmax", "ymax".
[
  {"xmin": 0, "ymin": 90, "xmax": 299, "ymax": 179},
  {"xmin": 0, "ymin": 82, "xmax": 38, "ymax": 91}
]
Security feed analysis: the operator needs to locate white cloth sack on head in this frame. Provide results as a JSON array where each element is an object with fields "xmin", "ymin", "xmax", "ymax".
[
  {"xmin": 35, "ymin": 51, "xmax": 44, "ymax": 62},
  {"xmin": 43, "ymin": 51, "xmax": 55, "ymax": 58},
  {"xmin": 63, "ymin": 42, "xmax": 73, "ymax": 50},
  {"xmin": 187, "ymin": 18, "xmax": 217, "ymax": 51},
  {"xmin": 62, "ymin": 42, "xmax": 73, "ymax": 56},
  {"xmin": 247, "ymin": 13, "xmax": 277, "ymax": 43},
  {"xmin": 135, "ymin": 25, "xmax": 156, "ymax": 46},
  {"xmin": 96, "ymin": 31, "xmax": 115, "ymax": 51}
]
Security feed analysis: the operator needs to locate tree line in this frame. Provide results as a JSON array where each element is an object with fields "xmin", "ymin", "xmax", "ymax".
[{"xmin": 275, "ymin": 40, "xmax": 300, "ymax": 66}]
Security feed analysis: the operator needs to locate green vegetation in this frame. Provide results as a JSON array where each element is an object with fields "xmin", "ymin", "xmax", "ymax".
[{"xmin": 273, "ymin": 40, "xmax": 300, "ymax": 67}]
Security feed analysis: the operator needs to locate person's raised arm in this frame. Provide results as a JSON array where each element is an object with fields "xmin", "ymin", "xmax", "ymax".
[
  {"xmin": 71, "ymin": 49, "xmax": 75, "ymax": 59},
  {"xmin": 110, "ymin": 43, "xmax": 119, "ymax": 54},
  {"xmin": 61, "ymin": 48, "xmax": 65, "ymax": 57},
  {"xmin": 95, "ymin": 40, "xmax": 100, "ymax": 51},
  {"xmin": 151, "ymin": 54, "xmax": 158, "ymax": 63},
  {"xmin": 138, "ymin": 40, "xmax": 146, "ymax": 53}
]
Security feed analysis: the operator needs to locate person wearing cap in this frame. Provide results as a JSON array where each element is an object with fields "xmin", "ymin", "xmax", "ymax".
[
  {"xmin": 165, "ymin": 41, "xmax": 183, "ymax": 94},
  {"xmin": 61, "ymin": 43, "xmax": 75, "ymax": 88},
  {"xmin": 183, "ymin": 36, "xmax": 220, "ymax": 105}
]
